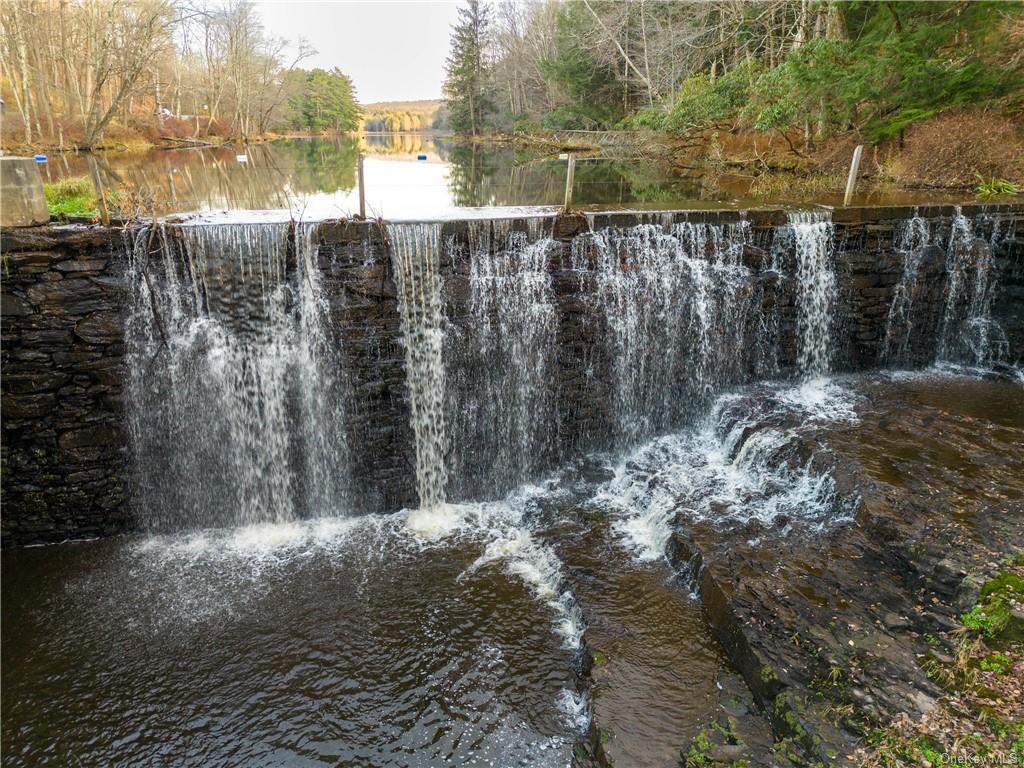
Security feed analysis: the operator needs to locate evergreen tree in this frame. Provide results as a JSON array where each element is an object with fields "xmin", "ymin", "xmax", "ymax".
[
  {"xmin": 443, "ymin": 0, "xmax": 493, "ymax": 136},
  {"xmin": 285, "ymin": 68, "xmax": 361, "ymax": 133}
]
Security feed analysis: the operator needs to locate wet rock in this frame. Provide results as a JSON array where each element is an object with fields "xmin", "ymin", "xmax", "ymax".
[
  {"xmin": 57, "ymin": 424, "xmax": 121, "ymax": 449},
  {"xmin": 3, "ymin": 370, "xmax": 71, "ymax": 393},
  {"xmin": 882, "ymin": 612, "xmax": 911, "ymax": 631},
  {"xmin": 710, "ymin": 743, "xmax": 746, "ymax": 762},
  {"xmin": 55, "ymin": 258, "xmax": 108, "ymax": 273},
  {"xmin": 2, "ymin": 293, "xmax": 34, "ymax": 316},
  {"xmin": 552, "ymin": 212, "xmax": 589, "ymax": 241},
  {"xmin": 954, "ymin": 574, "xmax": 984, "ymax": 613},
  {"xmin": 74, "ymin": 313, "xmax": 122, "ymax": 344},
  {"xmin": 741, "ymin": 244, "xmax": 769, "ymax": 270},
  {"xmin": 25, "ymin": 278, "xmax": 108, "ymax": 314},
  {"xmin": 930, "ymin": 558, "xmax": 968, "ymax": 600}
]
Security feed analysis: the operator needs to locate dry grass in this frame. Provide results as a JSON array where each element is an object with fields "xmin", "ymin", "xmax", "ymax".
[
  {"xmin": 685, "ymin": 110, "xmax": 1024, "ymax": 194},
  {"xmin": 749, "ymin": 171, "xmax": 847, "ymax": 198},
  {"xmin": 882, "ymin": 111, "xmax": 1024, "ymax": 189}
]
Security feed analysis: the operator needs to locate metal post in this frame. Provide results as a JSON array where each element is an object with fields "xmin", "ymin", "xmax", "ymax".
[
  {"xmin": 843, "ymin": 144, "xmax": 864, "ymax": 207},
  {"xmin": 563, "ymin": 154, "xmax": 576, "ymax": 211},
  {"xmin": 357, "ymin": 154, "xmax": 366, "ymax": 220}
]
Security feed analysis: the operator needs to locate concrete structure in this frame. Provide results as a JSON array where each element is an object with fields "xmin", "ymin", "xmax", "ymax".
[{"xmin": 0, "ymin": 157, "xmax": 49, "ymax": 228}]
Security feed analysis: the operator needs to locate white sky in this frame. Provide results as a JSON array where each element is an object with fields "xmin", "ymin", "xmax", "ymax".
[{"xmin": 255, "ymin": 1, "xmax": 462, "ymax": 104}]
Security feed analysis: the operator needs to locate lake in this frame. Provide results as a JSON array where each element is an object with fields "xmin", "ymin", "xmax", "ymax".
[{"xmin": 39, "ymin": 134, "xmax": 968, "ymax": 221}]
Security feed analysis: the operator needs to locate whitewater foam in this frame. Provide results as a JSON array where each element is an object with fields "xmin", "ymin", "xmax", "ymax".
[{"xmin": 598, "ymin": 380, "xmax": 859, "ymax": 561}]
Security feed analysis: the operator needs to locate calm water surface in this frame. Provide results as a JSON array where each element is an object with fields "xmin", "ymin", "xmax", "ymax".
[{"xmin": 40, "ymin": 134, "xmax": 976, "ymax": 220}]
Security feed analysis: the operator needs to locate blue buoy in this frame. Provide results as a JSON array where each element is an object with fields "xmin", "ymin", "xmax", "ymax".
[
  {"xmin": 34, "ymin": 154, "xmax": 47, "ymax": 163},
  {"xmin": 417, "ymin": 154, "xmax": 427, "ymax": 161}
]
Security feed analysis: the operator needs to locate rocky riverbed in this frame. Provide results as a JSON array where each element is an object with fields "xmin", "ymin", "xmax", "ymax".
[{"xmin": 651, "ymin": 371, "xmax": 1024, "ymax": 767}]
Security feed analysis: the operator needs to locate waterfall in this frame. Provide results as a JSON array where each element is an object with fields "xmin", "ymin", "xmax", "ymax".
[
  {"xmin": 882, "ymin": 209, "xmax": 1013, "ymax": 368},
  {"xmin": 572, "ymin": 221, "xmax": 767, "ymax": 445},
  {"xmin": 786, "ymin": 211, "xmax": 837, "ymax": 379},
  {"xmin": 124, "ymin": 221, "xmax": 350, "ymax": 531},
  {"xmin": 446, "ymin": 222, "xmax": 558, "ymax": 499},
  {"xmin": 388, "ymin": 222, "xmax": 449, "ymax": 510},
  {"xmin": 882, "ymin": 216, "xmax": 933, "ymax": 365},
  {"xmin": 936, "ymin": 209, "xmax": 1010, "ymax": 367}
]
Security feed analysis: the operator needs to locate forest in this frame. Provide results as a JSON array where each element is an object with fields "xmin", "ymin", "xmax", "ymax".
[
  {"xmin": 443, "ymin": 0, "xmax": 1024, "ymax": 182},
  {"xmin": 0, "ymin": 0, "xmax": 360, "ymax": 150}
]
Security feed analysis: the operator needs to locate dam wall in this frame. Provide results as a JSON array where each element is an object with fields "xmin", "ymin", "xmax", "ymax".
[{"xmin": 2, "ymin": 203, "xmax": 1021, "ymax": 545}]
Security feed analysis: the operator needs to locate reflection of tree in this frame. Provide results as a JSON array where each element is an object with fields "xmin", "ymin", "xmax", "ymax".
[
  {"xmin": 359, "ymin": 133, "xmax": 428, "ymax": 155},
  {"xmin": 270, "ymin": 136, "xmax": 358, "ymax": 193},
  {"xmin": 50, "ymin": 136, "xmax": 696, "ymax": 213},
  {"xmin": 50, "ymin": 137, "xmax": 359, "ymax": 213},
  {"xmin": 445, "ymin": 143, "xmax": 490, "ymax": 206},
  {"xmin": 442, "ymin": 141, "xmax": 685, "ymax": 207}
]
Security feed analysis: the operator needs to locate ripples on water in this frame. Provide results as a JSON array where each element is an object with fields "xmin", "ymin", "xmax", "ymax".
[
  {"xmin": 2, "ymin": 495, "xmax": 586, "ymax": 767},
  {"xmin": 4, "ymin": 366, "xmax": 1020, "ymax": 766}
]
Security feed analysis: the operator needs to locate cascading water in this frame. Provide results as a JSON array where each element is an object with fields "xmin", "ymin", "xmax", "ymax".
[
  {"xmin": 446, "ymin": 221, "xmax": 558, "ymax": 499},
  {"xmin": 936, "ymin": 209, "xmax": 1011, "ymax": 367},
  {"xmin": 388, "ymin": 222, "xmax": 449, "ymax": 510},
  {"xmin": 882, "ymin": 216, "xmax": 933, "ymax": 365},
  {"xmin": 786, "ymin": 211, "xmax": 837, "ymax": 379},
  {"xmin": 597, "ymin": 379, "xmax": 858, "ymax": 562},
  {"xmin": 572, "ymin": 220, "xmax": 772, "ymax": 445},
  {"xmin": 882, "ymin": 209, "xmax": 1014, "ymax": 368},
  {"xmin": 124, "ymin": 221, "xmax": 350, "ymax": 531}
]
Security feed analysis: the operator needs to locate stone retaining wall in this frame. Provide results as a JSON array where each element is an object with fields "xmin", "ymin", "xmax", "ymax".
[
  {"xmin": 1, "ymin": 226, "xmax": 130, "ymax": 544},
  {"xmin": 2, "ymin": 204, "xmax": 1022, "ymax": 546}
]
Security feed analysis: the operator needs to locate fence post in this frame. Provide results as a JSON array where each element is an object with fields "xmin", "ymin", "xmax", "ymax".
[
  {"xmin": 843, "ymin": 144, "xmax": 864, "ymax": 206},
  {"xmin": 357, "ymin": 154, "xmax": 366, "ymax": 220},
  {"xmin": 563, "ymin": 154, "xmax": 576, "ymax": 211}
]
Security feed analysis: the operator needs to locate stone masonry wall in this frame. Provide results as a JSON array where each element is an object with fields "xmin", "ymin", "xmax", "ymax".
[
  {"xmin": 2, "ymin": 204, "xmax": 1022, "ymax": 546},
  {"xmin": 1, "ymin": 225, "xmax": 131, "ymax": 545}
]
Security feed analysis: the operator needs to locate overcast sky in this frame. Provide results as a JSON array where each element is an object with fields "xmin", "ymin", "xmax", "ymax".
[{"xmin": 255, "ymin": 1, "xmax": 462, "ymax": 104}]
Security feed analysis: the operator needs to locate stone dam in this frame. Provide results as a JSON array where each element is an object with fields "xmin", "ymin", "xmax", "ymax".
[{"xmin": 3, "ymin": 203, "xmax": 1022, "ymax": 546}]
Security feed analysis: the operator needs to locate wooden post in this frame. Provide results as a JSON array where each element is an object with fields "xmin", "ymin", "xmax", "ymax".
[
  {"xmin": 563, "ymin": 154, "xmax": 576, "ymax": 211},
  {"xmin": 86, "ymin": 154, "xmax": 110, "ymax": 225},
  {"xmin": 357, "ymin": 154, "xmax": 366, "ymax": 220},
  {"xmin": 843, "ymin": 144, "xmax": 864, "ymax": 207}
]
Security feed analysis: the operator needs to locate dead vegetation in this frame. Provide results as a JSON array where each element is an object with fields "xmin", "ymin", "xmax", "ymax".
[
  {"xmin": 858, "ymin": 560, "xmax": 1024, "ymax": 768},
  {"xmin": 702, "ymin": 109, "xmax": 1024, "ymax": 196},
  {"xmin": 880, "ymin": 112, "xmax": 1024, "ymax": 189}
]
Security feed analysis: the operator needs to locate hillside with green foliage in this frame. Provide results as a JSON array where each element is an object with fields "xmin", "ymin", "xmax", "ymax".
[{"xmin": 444, "ymin": 1, "xmax": 1023, "ymax": 151}]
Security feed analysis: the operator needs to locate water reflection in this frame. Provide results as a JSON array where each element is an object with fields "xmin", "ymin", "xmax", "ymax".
[
  {"xmin": 44, "ymin": 134, "xmax": 716, "ymax": 218},
  {"xmin": 43, "ymin": 134, "xmax": 972, "ymax": 219}
]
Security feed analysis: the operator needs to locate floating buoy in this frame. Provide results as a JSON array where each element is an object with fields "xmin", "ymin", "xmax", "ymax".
[
  {"xmin": 417, "ymin": 154, "xmax": 427, "ymax": 161},
  {"xmin": 34, "ymin": 154, "xmax": 47, "ymax": 163}
]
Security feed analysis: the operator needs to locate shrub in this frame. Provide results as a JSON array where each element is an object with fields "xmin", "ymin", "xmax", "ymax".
[
  {"xmin": 663, "ymin": 58, "xmax": 762, "ymax": 134},
  {"xmin": 980, "ymin": 652, "xmax": 1013, "ymax": 675},
  {"xmin": 976, "ymin": 176, "xmax": 1022, "ymax": 198},
  {"xmin": 539, "ymin": 105, "xmax": 608, "ymax": 131},
  {"xmin": 961, "ymin": 571, "xmax": 1024, "ymax": 640},
  {"xmin": 620, "ymin": 107, "xmax": 668, "ymax": 131}
]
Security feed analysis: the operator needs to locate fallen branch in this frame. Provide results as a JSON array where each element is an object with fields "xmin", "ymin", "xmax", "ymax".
[{"xmin": 159, "ymin": 135, "xmax": 215, "ymax": 147}]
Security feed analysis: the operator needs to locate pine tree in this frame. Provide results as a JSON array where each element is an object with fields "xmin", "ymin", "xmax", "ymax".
[{"xmin": 443, "ymin": 0, "xmax": 492, "ymax": 136}]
